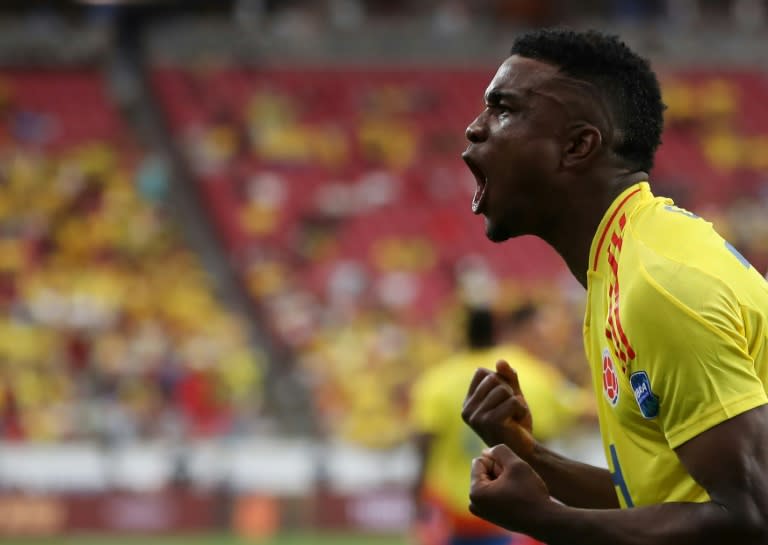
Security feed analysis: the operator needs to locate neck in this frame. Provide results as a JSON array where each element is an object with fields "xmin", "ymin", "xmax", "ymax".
[{"xmin": 543, "ymin": 171, "xmax": 648, "ymax": 289}]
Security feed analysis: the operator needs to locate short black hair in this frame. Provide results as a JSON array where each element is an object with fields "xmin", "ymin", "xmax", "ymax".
[
  {"xmin": 466, "ymin": 307, "xmax": 495, "ymax": 349},
  {"xmin": 511, "ymin": 28, "xmax": 664, "ymax": 172}
]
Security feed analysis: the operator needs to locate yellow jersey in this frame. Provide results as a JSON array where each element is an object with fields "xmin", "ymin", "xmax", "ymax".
[
  {"xmin": 410, "ymin": 344, "xmax": 586, "ymax": 526},
  {"xmin": 585, "ymin": 182, "xmax": 768, "ymax": 508}
]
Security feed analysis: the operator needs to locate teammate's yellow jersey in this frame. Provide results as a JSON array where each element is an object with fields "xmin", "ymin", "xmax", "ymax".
[
  {"xmin": 410, "ymin": 345, "xmax": 587, "ymax": 522},
  {"xmin": 585, "ymin": 182, "xmax": 768, "ymax": 508}
]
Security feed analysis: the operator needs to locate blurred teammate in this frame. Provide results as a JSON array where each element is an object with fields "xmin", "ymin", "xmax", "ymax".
[
  {"xmin": 410, "ymin": 306, "xmax": 585, "ymax": 545},
  {"xmin": 460, "ymin": 28, "xmax": 768, "ymax": 544}
]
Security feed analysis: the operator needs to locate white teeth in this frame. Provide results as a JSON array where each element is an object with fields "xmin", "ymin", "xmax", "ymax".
[{"xmin": 471, "ymin": 175, "xmax": 487, "ymax": 213}]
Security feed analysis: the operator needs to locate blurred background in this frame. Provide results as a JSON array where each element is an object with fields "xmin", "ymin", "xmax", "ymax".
[{"xmin": 1, "ymin": 0, "xmax": 768, "ymax": 543}]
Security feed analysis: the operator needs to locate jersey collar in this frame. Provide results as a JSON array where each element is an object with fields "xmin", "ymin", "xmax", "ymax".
[{"xmin": 588, "ymin": 182, "xmax": 651, "ymax": 276}]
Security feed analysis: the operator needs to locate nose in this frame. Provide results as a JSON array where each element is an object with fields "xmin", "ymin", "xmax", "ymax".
[{"xmin": 465, "ymin": 114, "xmax": 487, "ymax": 143}]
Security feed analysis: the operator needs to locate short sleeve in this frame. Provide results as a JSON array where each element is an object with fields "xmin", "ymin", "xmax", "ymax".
[{"xmin": 626, "ymin": 267, "xmax": 768, "ymax": 449}]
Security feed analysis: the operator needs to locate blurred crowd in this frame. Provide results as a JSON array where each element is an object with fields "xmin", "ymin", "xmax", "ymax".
[
  {"xmin": 152, "ymin": 66, "xmax": 582, "ymax": 447},
  {"xmin": 242, "ymin": 0, "xmax": 766, "ymax": 33},
  {"xmin": 1, "ymin": 13, "xmax": 768, "ymax": 449},
  {"xmin": 0, "ymin": 74, "xmax": 264, "ymax": 443},
  {"xmin": 157, "ymin": 61, "xmax": 768, "ymax": 448}
]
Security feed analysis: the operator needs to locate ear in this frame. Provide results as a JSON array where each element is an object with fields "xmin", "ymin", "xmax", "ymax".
[{"xmin": 561, "ymin": 123, "xmax": 602, "ymax": 170}]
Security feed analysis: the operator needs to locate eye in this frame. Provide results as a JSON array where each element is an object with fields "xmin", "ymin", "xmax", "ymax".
[{"xmin": 496, "ymin": 105, "xmax": 517, "ymax": 119}]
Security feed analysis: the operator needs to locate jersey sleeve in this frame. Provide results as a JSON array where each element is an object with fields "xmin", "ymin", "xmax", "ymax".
[{"xmin": 626, "ymin": 265, "xmax": 768, "ymax": 449}]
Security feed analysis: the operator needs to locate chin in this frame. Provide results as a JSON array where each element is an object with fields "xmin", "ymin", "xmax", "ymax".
[{"xmin": 485, "ymin": 218, "xmax": 514, "ymax": 243}]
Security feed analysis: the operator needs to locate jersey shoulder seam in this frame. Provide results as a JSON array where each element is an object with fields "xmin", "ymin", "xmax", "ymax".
[{"xmin": 622, "ymin": 225, "xmax": 739, "ymax": 346}]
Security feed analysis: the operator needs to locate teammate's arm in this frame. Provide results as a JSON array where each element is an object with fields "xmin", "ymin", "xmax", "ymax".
[
  {"xmin": 462, "ymin": 362, "xmax": 618, "ymax": 509},
  {"xmin": 469, "ymin": 404, "xmax": 768, "ymax": 545},
  {"xmin": 410, "ymin": 432, "xmax": 434, "ymax": 519}
]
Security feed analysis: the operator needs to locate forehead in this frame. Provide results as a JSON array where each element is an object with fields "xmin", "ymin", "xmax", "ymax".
[{"xmin": 485, "ymin": 55, "xmax": 562, "ymax": 99}]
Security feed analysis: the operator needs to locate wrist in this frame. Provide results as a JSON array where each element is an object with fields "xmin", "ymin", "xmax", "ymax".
[
  {"xmin": 518, "ymin": 496, "xmax": 566, "ymax": 539},
  {"xmin": 520, "ymin": 435, "xmax": 543, "ymax": 465}
]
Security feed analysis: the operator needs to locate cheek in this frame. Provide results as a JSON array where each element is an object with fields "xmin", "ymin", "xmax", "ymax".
[
  {"xmin": 487, "ymin": 132, "xmax": 561, "ymax": 204},
  {"xmin": 526, "ymin": 138, "xmax": 562, "ymax": 172},
  {"xmin": 502, "ymin": 140, "xmax": 560, "ymax": 196},
  {"xmin": 508, "ymin": 128, "xmax": 559, "ymax": 163}
]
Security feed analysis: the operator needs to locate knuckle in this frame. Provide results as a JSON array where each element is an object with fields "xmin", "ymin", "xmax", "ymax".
[
  {"xmin": 478, "ymin": 413, "xmax": 494, "ymax": 426},
  {"xmin": 481, "ymin": 374, "xmax": 499, "ymax": 387},
  {"xmin": 493, "ymin": 384, "xmax": 513, "ymax": 397}
]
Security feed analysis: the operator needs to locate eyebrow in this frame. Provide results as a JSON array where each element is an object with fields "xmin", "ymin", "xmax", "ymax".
[{"xmin": 484, "ymin": 89, "xmax": 525, "ymax": 105}]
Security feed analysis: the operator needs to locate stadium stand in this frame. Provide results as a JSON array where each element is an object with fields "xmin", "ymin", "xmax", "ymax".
[
  {"xmin": 3, "ymin": 65, "xmax": 767, "ymax": 448},
  {"xmin": 1, "ymin": 1, "xmax": 768, "ymax": 541},
  {"xmin": 0, "ymin": 70, "xmax": 265, "ymax": 442},
  {"xmin": 151, "ymin": 66, "xmax": 576, "ymax": 446}
]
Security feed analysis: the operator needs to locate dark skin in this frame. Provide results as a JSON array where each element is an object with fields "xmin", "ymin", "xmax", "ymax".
[
  {"xmin": 461, "ymin": 55, "xmax": 768, "ymax": 544},
  {"xmin": 462, "ymin": 55, "xmax": 645, "ymax": 287}
]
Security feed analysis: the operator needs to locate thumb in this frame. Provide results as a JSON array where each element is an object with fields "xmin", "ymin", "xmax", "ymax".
[
  {"xmin": 483, "ymin": 443, "xmax": 519, "ymax": 472},
  {"xmin": 470, "ymin": 455, "xmax": 496, "ymax": 485},
  {"xmin": 495, "ymin": 360, "xmax": 522, "ymax": 394}
]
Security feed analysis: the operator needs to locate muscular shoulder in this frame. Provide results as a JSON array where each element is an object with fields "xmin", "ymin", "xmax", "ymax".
[
  {"xmin": 617, "ymin": 201, "xmax": 751, "ymax": 344},
  {"xmin": 624, "ymin": 200, "xmax": 746, "ymax": 298}
]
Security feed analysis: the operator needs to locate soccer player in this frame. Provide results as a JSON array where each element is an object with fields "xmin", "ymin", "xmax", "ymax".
[
  {"xmin": 459, "ymin": 28, "xmax": 768, "ymax": 544},
  {"xmin": 411, "ymin": 306, "xmax": 585, "ymax": 545}
]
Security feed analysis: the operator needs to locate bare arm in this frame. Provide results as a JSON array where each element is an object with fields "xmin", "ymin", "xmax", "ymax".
[
  {"xmin": 410, "ymin": 432, "xmax": 433, "ymax": 512},
  {"xmin": 462, "ymin": 363, "xmax": 618, "ymax": 509},
  {"xmin": 527, "ymin": 442, "xmax": 618, "ymax": 509},
  {"xmin": 470, "ymin": 404, "xmax": 768, "ymax": 545}
]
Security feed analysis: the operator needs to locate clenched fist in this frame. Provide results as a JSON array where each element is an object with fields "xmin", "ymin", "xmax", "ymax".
[
  {"xmin": 469, "ymin": 444, "xmax": 552, "ymax": 534},
  {"xmin": 462, "ymin": 360, "xmax": 537, "ymax": 460}
]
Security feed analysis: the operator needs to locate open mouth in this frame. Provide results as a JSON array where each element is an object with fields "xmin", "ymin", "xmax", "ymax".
[{"xmin": 462, "ymin": 153, "xmax": 487, "ymax": 214}]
